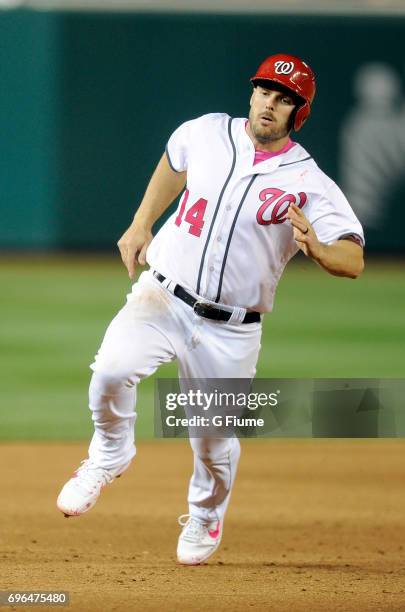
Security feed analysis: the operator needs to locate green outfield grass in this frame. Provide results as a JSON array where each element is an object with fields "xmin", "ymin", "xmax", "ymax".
[{"xmin": 1, "ymin": 255, "xmax": 404, "ymax": 440}]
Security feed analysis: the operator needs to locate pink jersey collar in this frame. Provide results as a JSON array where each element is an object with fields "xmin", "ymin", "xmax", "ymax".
[{"xmin": 245, "ymin": 120, "xmax": 296, "ymax": 165}]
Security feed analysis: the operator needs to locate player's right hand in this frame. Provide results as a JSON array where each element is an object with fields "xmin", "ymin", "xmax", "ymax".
[{"xmin": 117, "ymin": 223, "xmax": 153, "ymax": 280}]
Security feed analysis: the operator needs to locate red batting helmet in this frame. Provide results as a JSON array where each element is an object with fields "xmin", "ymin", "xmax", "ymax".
[{"xmin": 250, "ymin": 53, "xmax": 316, "ymax": 131}]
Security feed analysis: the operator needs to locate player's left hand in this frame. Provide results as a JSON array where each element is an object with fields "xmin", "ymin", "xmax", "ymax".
[{"xmin": 286, "ymin": 203, "xmax": 322, "ymax": 259}]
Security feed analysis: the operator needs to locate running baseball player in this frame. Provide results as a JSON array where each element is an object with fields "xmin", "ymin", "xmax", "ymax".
[{"xmin": 57, "ymin": 54, "xmax": 364, "ymax": 565}]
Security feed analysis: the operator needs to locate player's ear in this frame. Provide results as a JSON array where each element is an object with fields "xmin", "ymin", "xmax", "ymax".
[{"xmin": 249, "ymin": 89, "xmax": 255, "ymax": 107}]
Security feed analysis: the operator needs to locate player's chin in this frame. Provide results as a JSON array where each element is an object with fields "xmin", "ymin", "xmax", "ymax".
[
  {"xmin": 254, "ymin": 124, "xmax": 286, "ymax": 143},
  {"xmin": 254, "ymin": 129, "xmax": 276, "ymax": 143}
]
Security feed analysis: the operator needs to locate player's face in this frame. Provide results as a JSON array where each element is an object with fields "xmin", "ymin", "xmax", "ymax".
[{"xmin": 249, "ymin": 85, "xmax": 296, "ymax": 144}]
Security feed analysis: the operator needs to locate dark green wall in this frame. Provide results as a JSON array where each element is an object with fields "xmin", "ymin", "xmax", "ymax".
[
  {"xmin": 1, "ymin": 10, "xmax": 404, "ymax": 251},
  {"xmin": 0, "ymin": 11, "xmax": 61, "ymax": 247}
]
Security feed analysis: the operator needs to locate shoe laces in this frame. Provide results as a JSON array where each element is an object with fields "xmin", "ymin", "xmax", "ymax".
[
  {"xmin": 73, "ymin": 459, "xmax": 115, "ymax": 492},
  {"xmin": 178, "ymin": 514, "xmax": 207, "ymax": 541},
  {"xmin": 178, "ymin": 513, "xmax": 191, "ymax": 527}
]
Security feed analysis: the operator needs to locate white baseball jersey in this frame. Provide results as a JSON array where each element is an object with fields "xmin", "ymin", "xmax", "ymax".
[{"xmin": 146, "ymin": 113, "xmax": 364, "ymax": 313}]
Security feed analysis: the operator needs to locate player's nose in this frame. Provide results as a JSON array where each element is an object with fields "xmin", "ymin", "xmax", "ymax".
[{"xmin": 264, "ymin": 93, "xmax": 277, "ymax": 110}]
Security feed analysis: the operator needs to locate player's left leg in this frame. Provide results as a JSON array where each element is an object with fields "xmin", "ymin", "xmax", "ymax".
[{"xmin": 176, "ymin": 316, "xmax": 262, "ymax": 564}]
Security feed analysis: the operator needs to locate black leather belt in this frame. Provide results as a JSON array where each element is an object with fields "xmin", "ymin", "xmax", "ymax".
[{"xmin": 153, "ymin": 272, "xmax": 261, "ymax": 324}]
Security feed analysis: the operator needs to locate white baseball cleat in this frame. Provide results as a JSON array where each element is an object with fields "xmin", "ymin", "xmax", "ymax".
[
  {"xmin": 56, "ymin": 459, "xmax": 130, "ymax": 517},
  {"xmin": 177, "ymin": 514, "xmax": 223, "ymax": 565}
]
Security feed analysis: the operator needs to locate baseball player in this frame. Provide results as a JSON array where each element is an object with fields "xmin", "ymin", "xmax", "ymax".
[{"xmin": 57, "ymin": 53, "xmax": 364, "ymax": 565}]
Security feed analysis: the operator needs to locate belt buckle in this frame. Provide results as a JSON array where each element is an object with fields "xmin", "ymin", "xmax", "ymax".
[{"xmin": 193, "ymin": 300, "xmax": 222, "ymax": 320}]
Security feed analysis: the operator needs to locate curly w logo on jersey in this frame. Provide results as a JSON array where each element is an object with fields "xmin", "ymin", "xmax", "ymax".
[{"xmin": 256, "ymin": 188, "xmax": 307, "ymax": 225}]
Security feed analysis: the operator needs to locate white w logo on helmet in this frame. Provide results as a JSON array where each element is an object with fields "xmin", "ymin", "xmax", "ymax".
[{"xmin": 274, "ymin": 61, "xmax": 295, "ymax": 75}]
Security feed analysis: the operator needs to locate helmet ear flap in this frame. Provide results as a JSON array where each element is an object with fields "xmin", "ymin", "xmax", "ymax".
[{"xmin": 294, "ymin": 101, "xmax": 310, "ymax": 131}]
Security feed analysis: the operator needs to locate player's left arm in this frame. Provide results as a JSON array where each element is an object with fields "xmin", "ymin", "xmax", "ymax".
[{"xmin": 286, "ymin": 203, "xmax": 364, "ymax": 278}]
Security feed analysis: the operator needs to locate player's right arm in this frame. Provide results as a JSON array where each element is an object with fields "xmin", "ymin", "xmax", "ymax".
[{"xmin": 117, "ymin": 152, "xmax": 187, "ymax": 279}]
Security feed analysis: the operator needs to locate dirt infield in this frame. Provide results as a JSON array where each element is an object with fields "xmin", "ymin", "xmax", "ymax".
[{"xmin": 2, "ymin": 440, "xmax": 405, "ymax": 611}]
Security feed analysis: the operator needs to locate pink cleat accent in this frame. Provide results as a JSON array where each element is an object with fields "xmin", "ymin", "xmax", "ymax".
[
  {"xmin": 177, "ymin": 514, "xmax": 223, "ymax": 565},
  {"xmin": 56, "ymin": 459, "xmax": 130, "ymax": 517},
  {"xmin": 208, "ymin": 523, "xmax": 221, "ymax": 539}
]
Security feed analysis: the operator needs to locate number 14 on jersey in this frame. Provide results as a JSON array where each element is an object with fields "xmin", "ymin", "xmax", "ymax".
[{"xmin": 175, "ymin": 189, "xmax": 208, "ymax": 237}]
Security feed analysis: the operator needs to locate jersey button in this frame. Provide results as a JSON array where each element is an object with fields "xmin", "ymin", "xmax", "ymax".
[
  {"xmin": 226, "ymin": 205, "xmax": 232, "ymax": 211},
  {"xmin": 217, "ymin": 236, "xmax": 222, "ymax": 242},
  {"xmin": 209, "ymin": 266, "xmax": 215, "ymax": 272}
]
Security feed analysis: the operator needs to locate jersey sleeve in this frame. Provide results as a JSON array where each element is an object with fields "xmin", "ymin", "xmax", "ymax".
[
  {"xmin": 165, "ymin": 119, "xmax": 194, "ymax": 173},
  {"xmin": 306, "ymin": 182, "xmax": 365, "ymax": 247}
]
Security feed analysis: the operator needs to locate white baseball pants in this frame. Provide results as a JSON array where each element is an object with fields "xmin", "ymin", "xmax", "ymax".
[{"xmin": 87, "ymin": 270, "xmax": 262, "ymax": 523}]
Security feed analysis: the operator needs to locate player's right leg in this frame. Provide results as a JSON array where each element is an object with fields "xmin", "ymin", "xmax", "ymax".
[{"xmin": 57, "ymin": 271, "xmax": 179, "ymax": 517}]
